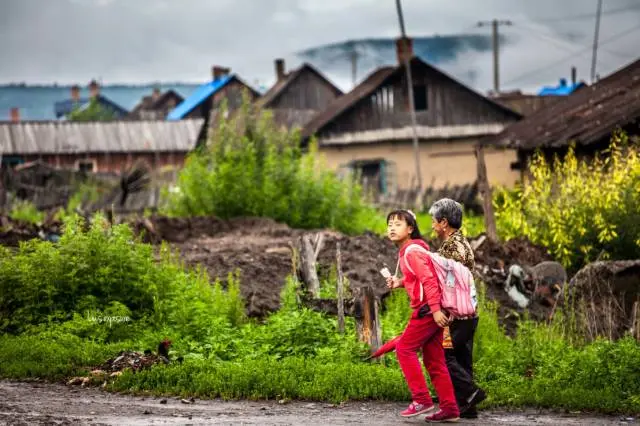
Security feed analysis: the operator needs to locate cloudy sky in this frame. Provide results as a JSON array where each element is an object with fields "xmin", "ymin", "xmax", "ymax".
[{"xmin": 1, "ymin": 0, "xmax": 639, "ymax": 93}]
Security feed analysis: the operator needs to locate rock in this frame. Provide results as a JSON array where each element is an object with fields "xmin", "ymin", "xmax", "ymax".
[{"xmin": 159, "ymin": 399, "xmax": 168, "ymax": 404}]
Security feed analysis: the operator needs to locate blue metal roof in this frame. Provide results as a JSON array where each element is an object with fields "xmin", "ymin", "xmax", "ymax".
[
  {"xmin": 537, "ymin": 78, "xmax": 586, "ymax": 96},
  {"xmin": 167, "ymin": 75, "xmax": 233, "ymax": 120}
]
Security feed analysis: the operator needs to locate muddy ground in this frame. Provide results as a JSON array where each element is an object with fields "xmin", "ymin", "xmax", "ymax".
[
  {"xmin": 0, "ymin": 381, "xmax": 635, "ymax": 426},
  {"xmin": 134, "ymin": 216, "xmax": 400, "ymax": 317}
]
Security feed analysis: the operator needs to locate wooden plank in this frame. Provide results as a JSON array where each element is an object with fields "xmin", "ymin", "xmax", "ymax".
[
  {"xmin": 336, "ymin": 242, "xmax": 345, "ymax": 334},
  {"xmin": 475, "ymin": 144, "xmax": 498, "ymax": 242}
]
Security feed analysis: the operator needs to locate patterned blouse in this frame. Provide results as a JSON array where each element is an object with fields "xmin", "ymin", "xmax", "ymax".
[{"xmin": 437, "ymin": 229, "xmax": 475, "ymax": 271}]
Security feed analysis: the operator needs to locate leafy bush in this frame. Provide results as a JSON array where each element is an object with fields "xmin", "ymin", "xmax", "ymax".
[
  {"xmin": 494, "ymin": 131, "xmax": 640, "ymax": 269},
  {"xmin": 68, "ymin": 98, "xmax": 117, "ymax": 122},
  {"xmin": 161, "ymin": 99, "xmax": 373, "ymax": 234},
  {"xmin": 8, "ymin": 199, "xmax": 45, "ymax": 225}
]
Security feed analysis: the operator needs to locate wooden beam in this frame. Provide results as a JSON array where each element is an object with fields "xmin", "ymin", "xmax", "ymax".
[
  {"xmin": 336, "ymin": 241, "xmax": 345, "ymax": 334},
  {"xmin": 475, "ymin": 144, "xmax": 498, "ymax": 242}
]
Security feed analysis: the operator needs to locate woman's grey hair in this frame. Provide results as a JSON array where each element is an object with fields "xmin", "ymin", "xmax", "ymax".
[{"xmin": 428, "ymin": 198, "xmax": 463, "ymax": 229}]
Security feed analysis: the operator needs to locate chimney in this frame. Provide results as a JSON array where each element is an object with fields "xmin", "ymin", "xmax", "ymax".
[
  {"xmin": 70, "ymin": 85, "xmax": 81, "ymax": 102},
  {"xmin": 88, "ymin": 80, "xmax": 100, "ymax": 98},
  {"xmin": 395, "ymin": 36, "xmax": 414, "ymax": 65},
  {"xmin": 571, "ymin": 66, "xmax": 577, "ymax": 86},
  {"xmin": 152, "ymin": 87, "xmax": 161, "ymax": 101},
  {"xmin": 10, "ymin": 107, "xmax": 20, "ymax": 123},
  {"xmin": 275, "ymin": 58, "xmax": 286, "ymax": 81},
  {"xmin": 212, "ymin": 66, "xmax": 231, "ymax": 80}
]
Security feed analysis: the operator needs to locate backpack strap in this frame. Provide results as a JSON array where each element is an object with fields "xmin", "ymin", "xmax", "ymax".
[{"xmin": 402, "ymin": 244, "xmax": 431, "ymax": 303}]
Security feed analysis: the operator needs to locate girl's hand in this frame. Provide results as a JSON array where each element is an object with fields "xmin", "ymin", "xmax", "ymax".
[
  {"xmin": 386, "ymin": 277, "xmax": 402, "ymax": 289},
  {"xmin": 433, "ymin": 310, "xmax": 449, "ymax": 328}
]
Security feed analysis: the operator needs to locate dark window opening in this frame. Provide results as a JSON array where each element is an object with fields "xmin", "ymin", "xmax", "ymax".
[
  {"xmin": 78, "ymin": 160, "xmax": 94, "ymax": 173},
  {"xmin": 413, "ymin": 84, "xmax": 428, "ymax": 111},
  {"xmin": 350, "ymin": 160, "xmax": 387, "ymax": 196}
]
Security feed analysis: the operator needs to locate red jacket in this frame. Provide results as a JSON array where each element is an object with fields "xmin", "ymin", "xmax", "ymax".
[{"xmin": 398, "ymin": 239, "xmax": 442, "ymax": 313}]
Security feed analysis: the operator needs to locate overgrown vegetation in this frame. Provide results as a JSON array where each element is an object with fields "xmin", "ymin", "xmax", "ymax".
[
  {"xmin": 68, "ymin": 97, "xmax": 117, "ymax": 121},
  {"xmin": 494, "ymin": 131, "xmax": 640, "ymax": 269},
  {"xmin": 161, "ymin": 99, "xmax": 375, "ymax": 234},
  {"xmin": 7, "ymin": 199, "xmax": 45, "ymax": 225},
  {"xmin": 0, "ymin": 217, "xmax": 638, "ymax": 413}
]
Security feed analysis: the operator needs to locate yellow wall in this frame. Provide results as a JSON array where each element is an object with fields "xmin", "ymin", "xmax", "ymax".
[{"xmin": 319, "ymin": 138, "xmax": 519, "ymax": 190}]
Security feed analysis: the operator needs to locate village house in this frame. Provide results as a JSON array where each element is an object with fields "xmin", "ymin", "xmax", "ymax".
[
  {"xmin": 0, "ymin": 118, "xmax": 205, "ymax": 174},
  {"xmin": 491, "ymin": 69, "xmax": 587, "ymax": 117},
  {"xmin": 54, "ymin": 80, "xmax": 129, "ymax": 120},
  {"xmin": 128, "ymin": 88, "xmax": 184, "ymax": 120},
  {"xmin": 488, "ymin": 57, "xmax": 640, "ymax": 175},
  {"xmin": 301, "ymin": 37, "xmax": 522, "ymax": 197},
  {"xmin": 167, "ymin": 66, "xmax": 260, "ymax": 129},
  {"xmin": 257, "ymin": 59, "xmax": 343, "ymax": 129}
]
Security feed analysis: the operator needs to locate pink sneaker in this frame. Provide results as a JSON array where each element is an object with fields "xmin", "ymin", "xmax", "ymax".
[
  {"xmin": 400, "ymin": 402, "xmax": 435, "ymax": 417},
  {"xmin": 424, "ymin": 409, "xmax": 460, "ymax": 423}
]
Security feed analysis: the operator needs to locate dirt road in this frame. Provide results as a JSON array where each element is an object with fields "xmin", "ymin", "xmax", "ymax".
[{"xmin": 0, "ymin": 381, "xmax": 635, "ymax": 426}]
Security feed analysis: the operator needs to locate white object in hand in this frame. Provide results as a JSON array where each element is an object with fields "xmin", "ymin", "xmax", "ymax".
[{"xmin": 380, "ymin": 267, "xmax": 392, "ymax": 278}]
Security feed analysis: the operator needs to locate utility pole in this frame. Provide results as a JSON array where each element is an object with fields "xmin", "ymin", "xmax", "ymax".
[
  {"xmin": 591, "ymin": 0, "xmax": 603, "ymax": 83},
  {"xmin": 477, "ymin": 19, "xmax": 512, "ymax": 94},
  {"xmin": 395, "ymin": 0, "xmax": 423, "ymax": 195}
]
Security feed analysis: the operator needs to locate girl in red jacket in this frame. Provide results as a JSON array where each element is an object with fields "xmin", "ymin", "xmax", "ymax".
[{"xmin": 386, "ymin": 209, "xmax": 460, "ymax": 422}]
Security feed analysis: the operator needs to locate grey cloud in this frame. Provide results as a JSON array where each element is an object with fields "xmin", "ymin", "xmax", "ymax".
[{"xmin": 0, "ymin": 0, "xmax": 638, "ymax": 93}]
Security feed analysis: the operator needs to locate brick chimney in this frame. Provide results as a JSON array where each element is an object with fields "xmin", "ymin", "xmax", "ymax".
[
  {"xmin": 275, "ymin": 58, "xmax": 286, "ymax": 81},
  {"xmin": 70, "ymin": 85, "xmax": 81, "ymax": 102},
  {"xmin": 212, "ymin": 66, "xmax": 231, "ymax": 80},
  {"xmin": 152, "ymin": 87, "xmax": 161, "ymax": 101},
  {"xmin": 88, "ymin": 80, "xmax": 100, "ymax": 98},
  {"xmin": 10, "ymin": 107, "xmax": 20, "ymax": 123},
  {"xmin": 395, "ymin": 37, "xmax": 414, "ymax": 65}
]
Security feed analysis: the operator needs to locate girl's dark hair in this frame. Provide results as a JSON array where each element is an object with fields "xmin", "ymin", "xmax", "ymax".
[{"xmin": 386, "ymin": 209, "xmax": 423, "ymax": 240}]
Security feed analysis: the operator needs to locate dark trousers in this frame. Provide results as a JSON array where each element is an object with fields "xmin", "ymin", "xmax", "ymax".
[{"xmin": 445, "ymin": 317, "xmax": 480, "ymax": 405}]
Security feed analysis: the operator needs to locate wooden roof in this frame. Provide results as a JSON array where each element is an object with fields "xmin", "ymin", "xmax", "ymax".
[{"xmin": 488, "ymin": 58, "xmax": 640, "ymax": 150}]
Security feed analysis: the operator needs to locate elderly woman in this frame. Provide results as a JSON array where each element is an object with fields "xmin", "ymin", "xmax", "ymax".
[{"xmin": 428, "ymin": 198, "xmax": 486, "ymax": 419}]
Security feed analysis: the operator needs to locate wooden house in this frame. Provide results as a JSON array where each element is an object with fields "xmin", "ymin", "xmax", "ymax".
[
  {"xmin": 129, "ymin": 88, "xmax": 184, "ymax": 120},
  {"xmin": 0, "ymin": 119, "xmax": 204, "ymax": 174},
  {"xmin": 488, "ymin": 57, "xmax": 640, "ymax": 174},
  {"xmin": 258, "ymin": 59, "xmax": 343, "ymax": 129},
  {"xmin": 301, "ymin": 37, "xmax": 522, "ymax": 196},
  {"xmin": 167, "ymin": 66, "xmax": 260, "ymax": 129}
]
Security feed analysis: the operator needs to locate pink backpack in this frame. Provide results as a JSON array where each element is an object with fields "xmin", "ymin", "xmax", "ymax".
[{"xmin": 402, "ymin": 244, "xmax": 477, "ymax": 318}]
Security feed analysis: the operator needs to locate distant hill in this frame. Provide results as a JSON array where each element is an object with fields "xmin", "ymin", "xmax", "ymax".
[{"xmin": 295, "ymin": 34, "xmax": 500, "ymax": 87}]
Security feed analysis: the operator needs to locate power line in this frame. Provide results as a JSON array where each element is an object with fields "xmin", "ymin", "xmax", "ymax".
[
  {"xmin": 502, "ymin": 23, "xmax": 640, "ymax": 87},
  {"xmin": 531, "ymin": 4, "xmax": 640, "ymax": 23},
  {"xmin": 513, "ymin": 23, "xmax": 635, "ymax": 60}
]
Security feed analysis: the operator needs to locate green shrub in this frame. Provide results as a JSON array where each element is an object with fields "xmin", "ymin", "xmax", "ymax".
[
  {"xmin": 8, "ymin": 199, "xmax": 45, "ymax": 225},
  {"xmin": 494, "ymin": 131, "xmax": 640, "ymax": 269},
  {"xmin": 161, "ymin": 99, "xmax": 373, "ymax": 234}
]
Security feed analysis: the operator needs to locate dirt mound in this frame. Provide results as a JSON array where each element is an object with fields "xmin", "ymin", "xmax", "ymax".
[
  {"xmin": 568, "ymin": 260, "xmax": 640, "ymax": 340},
  {"xmin": 473, "ymin": 235, "xmax": 553, "ymax": 270},
  {"xmin": 146, "ymin": 216, "xmax": 397, "ymax": 317}
]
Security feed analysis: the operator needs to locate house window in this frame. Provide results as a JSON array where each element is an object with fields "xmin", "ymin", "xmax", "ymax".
[
  {"xmin": 76, "ymin": 159, "xmax": 95, "ymax": 173},
  {"xmin": 413, "ymin": 84, "xmax": 428, "ymax": 111}
]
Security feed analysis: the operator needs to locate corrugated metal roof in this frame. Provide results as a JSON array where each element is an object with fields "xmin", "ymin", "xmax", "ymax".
[
  {"xmin": 0, "ymin": 119, "xmax": 204, "ymax": 155},
  {"xmin": 166, "ymin": 76, "xmax": 233, "ymax": 120}
]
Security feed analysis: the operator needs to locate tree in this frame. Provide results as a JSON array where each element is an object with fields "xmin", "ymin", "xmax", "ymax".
[{"xmin": 68, "ymin": 98, "xmax": 116, "ymax": 122}]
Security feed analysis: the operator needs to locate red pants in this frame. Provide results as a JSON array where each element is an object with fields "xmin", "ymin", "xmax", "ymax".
[{"xmin": 396, "ymin": 313, "xmax": 459, "ymax": 414}]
